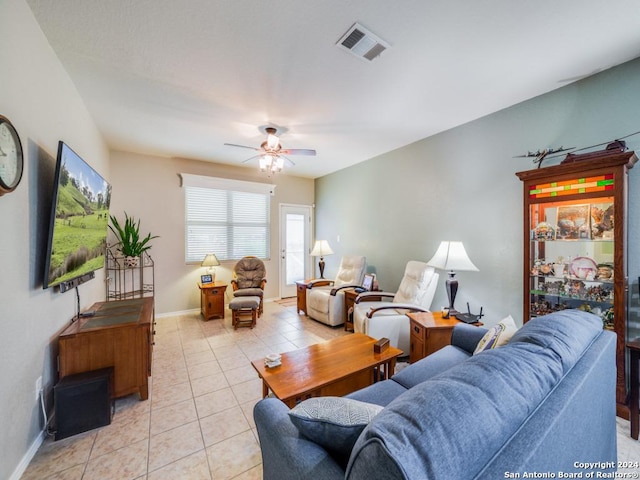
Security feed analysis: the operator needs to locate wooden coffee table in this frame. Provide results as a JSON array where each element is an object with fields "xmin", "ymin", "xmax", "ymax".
[{"xmin": 251, "ymin": 333, "xmax": 403, "ymax": 407}]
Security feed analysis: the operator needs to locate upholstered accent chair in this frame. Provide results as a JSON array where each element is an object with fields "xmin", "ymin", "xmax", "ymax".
[
  {"xmin": 306, "ymin": 255, "xmax": 366, "ymax": 326},
  {"xmin": 231, "ymin": 256, "xmax": 267, "ymax": 316},
  {"xmin": 353, "ymin": 261, "xmax": 438, "ymax": 355}
]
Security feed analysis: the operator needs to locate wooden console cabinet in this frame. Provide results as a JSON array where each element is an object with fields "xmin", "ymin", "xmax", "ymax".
[
  {"xmin": 199, "ymin": 281, "xmax": 227, "ymax": 320},
  {"xmin": 58, "ymin": 297, "xmax": 154, "ymax": 400}
]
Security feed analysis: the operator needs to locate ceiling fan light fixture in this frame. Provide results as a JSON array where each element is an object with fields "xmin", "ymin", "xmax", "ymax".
[
  {"xmin": 266, "ymin": 133, "xmax": 279, "ymax": 150},
  {"xmin": 259, "ymin": 154, "xmax": 284, "ymax": 175},
  {"xmin": 224, "ymin": 125, "xmax": 316, "ymax": 174},
  {"xmin": 259, "ymin": 155, "xmax": 270, "ymax": 172}
]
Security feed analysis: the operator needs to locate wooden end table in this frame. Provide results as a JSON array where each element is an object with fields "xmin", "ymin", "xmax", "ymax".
[
  {"xmin": 251, "ymin": 333, "xmax": 403, "ymax": 407},
  {"xmin": 407, "ymin": 311, "xmax": 483, "ymax": 364},
  {"xmin": 198, "ymin": 281, "xmax": 227, "ymax": 320}
]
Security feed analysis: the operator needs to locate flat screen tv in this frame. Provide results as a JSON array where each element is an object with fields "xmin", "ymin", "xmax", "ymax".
[{"xmin": 44, "ymin": 141, "xmax": 112, "ymax": 292}]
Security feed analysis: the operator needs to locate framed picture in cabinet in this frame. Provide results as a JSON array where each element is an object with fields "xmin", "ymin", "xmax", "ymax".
[
  {"xmin": 556, "ymin": 204, "xmax": 590, "ymax": 240},
  {"xmin": 590, "ymin": 202, "xmax": 614, "ymax": 240}
]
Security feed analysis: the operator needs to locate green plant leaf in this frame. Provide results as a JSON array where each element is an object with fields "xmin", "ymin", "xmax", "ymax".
[{"xmin": 109, "ymin": 212, "xmax": 159, "ymax": 258}]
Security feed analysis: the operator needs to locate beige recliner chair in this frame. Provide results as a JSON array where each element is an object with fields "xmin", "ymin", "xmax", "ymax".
[
  {"xmin": 305, "ymin": 255, "xmax": 366, "ymax": 326},
  {"xmin": 352, "ymin": 261, "xmax": 438, "ymax": 355}
]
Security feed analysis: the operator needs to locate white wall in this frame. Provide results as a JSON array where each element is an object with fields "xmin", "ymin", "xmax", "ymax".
[
  {"xmin": 315, "ymin": 58, "xmax": 640, "ymax": 331},
  {"xmin": 109, "ymin": 151, "xmax": 314, "ymax": 315},
  {"xmin": 0, "ymin": 1, "xmax": 110, "ymax": 478}
]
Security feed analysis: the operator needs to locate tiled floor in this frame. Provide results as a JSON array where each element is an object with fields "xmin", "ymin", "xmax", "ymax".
[
  {"xmin": 21, "ymin": 300, "xmax": 348, "ymax": 480},
  {"xmin": 21, "ymin": 300, "xmax": 640, "ymax": 479}
]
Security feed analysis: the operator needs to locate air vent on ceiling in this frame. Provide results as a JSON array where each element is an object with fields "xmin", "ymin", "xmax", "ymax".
[{"xmin": 336, "ymin": 23, "xmax": 390, "ymax": 62}]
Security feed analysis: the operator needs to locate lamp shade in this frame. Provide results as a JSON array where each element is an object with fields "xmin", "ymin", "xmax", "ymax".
[
  {"xmin": 426, "ymin": 241, "xmax": 478, "ymax": 272},
  {"xmin": 201, "ymin": 254, "xmax": 220, "ymax": 267},
  {"xmin": 310, "ymin": 240, "xmax": 334, "ymax": 257}
]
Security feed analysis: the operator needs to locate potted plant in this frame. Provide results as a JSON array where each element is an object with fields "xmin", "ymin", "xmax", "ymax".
[{"xmin": 109, "ymin": 212, "xmax": 159, "ymax": 267}]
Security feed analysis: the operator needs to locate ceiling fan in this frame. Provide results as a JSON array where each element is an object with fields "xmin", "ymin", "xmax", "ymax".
[{"xmin": 224, "ymin": 126, "xmax": 316, "ymax": 174}]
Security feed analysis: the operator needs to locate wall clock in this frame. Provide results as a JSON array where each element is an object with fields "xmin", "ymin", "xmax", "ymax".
[{"xmin": 0, "ymin": 115, "xmax": 24, "ymax": 196}]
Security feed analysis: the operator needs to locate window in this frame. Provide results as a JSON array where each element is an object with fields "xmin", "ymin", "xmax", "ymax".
[{"xmin": 181, "ymin": 174, "xmax": 275, "ymax": 263}]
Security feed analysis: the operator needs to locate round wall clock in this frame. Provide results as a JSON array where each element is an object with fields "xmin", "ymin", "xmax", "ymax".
[{"xmin": 0, "ymin": 115, "xmax": 24, "ymax": 196}]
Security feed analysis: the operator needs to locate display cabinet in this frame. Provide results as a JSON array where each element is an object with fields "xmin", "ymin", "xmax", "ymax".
[{"xmin": 516, "ymin": 151, "xmax": 637, "ymax": 417}]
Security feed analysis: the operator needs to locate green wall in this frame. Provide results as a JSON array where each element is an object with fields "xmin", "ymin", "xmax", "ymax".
[{"xmin": 315, "ymin": 57, "xmax": 640, "ymax": 328}]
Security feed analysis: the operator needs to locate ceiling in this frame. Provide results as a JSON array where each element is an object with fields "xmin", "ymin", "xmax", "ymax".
[{"xmin": 27, "ymin": 0, "xmax": 640, "ymax": 179}]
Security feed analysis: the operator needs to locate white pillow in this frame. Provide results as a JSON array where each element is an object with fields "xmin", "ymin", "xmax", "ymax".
[{"xmin": 474, "ymin": 315, "xmax": 518, "ymax": 354}]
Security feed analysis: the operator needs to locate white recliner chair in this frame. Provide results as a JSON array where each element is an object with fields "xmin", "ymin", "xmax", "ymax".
[
  {"xmin": 352, "ymin": 261, "xmax": 438, "ymax": 355},
  {"xmin": 305, "ymin": 255, "xmax": 366, "ymax": 326}
]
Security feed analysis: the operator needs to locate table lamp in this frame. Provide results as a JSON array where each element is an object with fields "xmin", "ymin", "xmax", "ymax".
[
  {"xmin": 310, "ymin": 240, "xmax": 334, "ymax": 279},
  {"xmin": 426, "ymin": 241, "xmax": 478, "ymax": 314},
  {"xmin": 201, "ymin": 253, "xmax": 220, "ymax": 281}
]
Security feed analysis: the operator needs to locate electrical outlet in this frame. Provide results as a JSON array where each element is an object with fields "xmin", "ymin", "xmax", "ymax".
[{"xmin": 35, "ymin": 376, "xmax": 42, "ymax": 401}]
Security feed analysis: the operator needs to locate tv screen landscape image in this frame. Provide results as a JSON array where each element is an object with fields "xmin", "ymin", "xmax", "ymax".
[{"xmin": 44, "ymin": 142, "xmax": 112, "ymax": 290}]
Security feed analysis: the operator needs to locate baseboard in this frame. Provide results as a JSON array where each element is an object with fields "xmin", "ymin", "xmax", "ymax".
[
  {"xmin": 157, "ymin": 298, "xmax": 284, "ymax": 319},
  {"xmin": 155, "ymin": 308, "xmax": 199, "ymax": 318},
  {"xmin": 156, "ymin": 297, "xmax": 286, "ymax": 319},
  {"xmin": 9, "ymin": 429, "xmax": 45, "ymax": 480}
]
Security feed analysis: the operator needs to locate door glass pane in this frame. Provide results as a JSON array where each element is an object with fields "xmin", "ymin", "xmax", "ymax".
[{"xmin": 286, "ymin": 214, "xmax": 305, "ymax": 284}]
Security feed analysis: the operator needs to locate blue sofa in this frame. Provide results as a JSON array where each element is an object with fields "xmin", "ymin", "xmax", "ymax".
[{"xmin": 254, "ymin": 310, "xmax": 617, "ymax": 479}]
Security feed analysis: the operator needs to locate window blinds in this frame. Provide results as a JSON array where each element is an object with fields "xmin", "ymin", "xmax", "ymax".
[{"xmin": 181, "ymin": 174, "xmax": 275, "ymax": 263}]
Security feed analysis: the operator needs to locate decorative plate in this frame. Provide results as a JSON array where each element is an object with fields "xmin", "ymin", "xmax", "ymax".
[{"xmin": 570, "ymin": 257, "xmax": 598, "ymax": 280}]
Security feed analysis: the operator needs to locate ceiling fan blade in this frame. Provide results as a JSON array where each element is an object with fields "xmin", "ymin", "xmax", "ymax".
[
  {"xmin": 224, "ymin": 143, "xmax": 262, "ymax": 152},
  {"xmin": 280, "ymin": 155, "xmax": 296, "ymax": 167},
  {"xmin": 241, "ymin": 155, "xmax": 261, "ymax": 164},
  {"xmin": 279, "ymin": 148, "xmax": 316, "ymax": 156}
]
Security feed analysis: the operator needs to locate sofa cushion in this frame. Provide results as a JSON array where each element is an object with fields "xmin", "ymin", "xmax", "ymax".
[
  {"xmin": 392, "ymin": 344, "xmax": 471, "ymax": 390},
  {"xmin": 347, "ymin": 341, "xmax": 565, "ymax": 479},
  {"xmin": 509, "ymin": 309, "xmax": 602, "ymax": 372},
  {"xmin": 473, "ymin": 315, "xmax": 517, "ymax": 354},
  {"xmin": 289, "ymin": 397, "xmax": 383, "ymax": 456},
  {"xmin": 345, "ymin": 378, "xmax": 408, "ymax": 407}
]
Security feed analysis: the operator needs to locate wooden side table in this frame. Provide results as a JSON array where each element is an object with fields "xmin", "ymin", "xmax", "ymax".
[
  {"xmin": 407, "ymin": 311, "xmax": 482, "ymax": 364},
  {"xmin": 344, "ymin": 289, "xmax": 358, "ymax": 331},
  {"xmin": 344, "ymin": 289, "xmax": 385, "ymax": 332},
  {"xmin": 198, "ymin": 281, "xmax": 227, "ymax": 320},
  {"xmin": 627, "ymin": 339, "xmax": 640, "ymax": 439}
]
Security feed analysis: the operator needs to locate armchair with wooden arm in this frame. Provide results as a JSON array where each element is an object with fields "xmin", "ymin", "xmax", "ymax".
[
  {"xmin": 352, "ymin": 261, "xmax": 438, "ymax": 355},
  {"xmin": 231, "ymin": 256, "xmax": 267, "ymax": 316},
  {"xmin": 305, "ymin": 255, "xmax": 366, "ymax": 326}
]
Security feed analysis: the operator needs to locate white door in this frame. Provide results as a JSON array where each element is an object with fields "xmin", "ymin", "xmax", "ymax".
[{"xmin": 279, "ymin": 204, "xmax": 312, "ymax": 298}]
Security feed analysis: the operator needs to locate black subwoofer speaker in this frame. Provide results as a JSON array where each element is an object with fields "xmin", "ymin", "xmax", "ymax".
[{"xmin": 54, "ymin": 367, "xmax": 113, "ymax": 440}]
